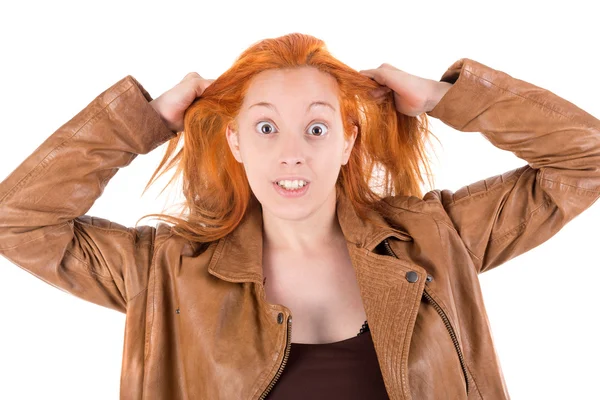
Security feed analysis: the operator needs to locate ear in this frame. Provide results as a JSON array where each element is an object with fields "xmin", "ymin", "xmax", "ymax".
[
  {"xmin": 341, "ymin": 125, "xmax": 358, "ymax": 165},
  {"xmin": 226, "ymin": 123, "xmax": 243, "ymax": 163}
]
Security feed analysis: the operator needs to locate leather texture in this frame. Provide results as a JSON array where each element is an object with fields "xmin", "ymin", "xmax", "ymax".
[{"xmin": 1, "ymin": 58, "xmax": 599, "ymax": 399}]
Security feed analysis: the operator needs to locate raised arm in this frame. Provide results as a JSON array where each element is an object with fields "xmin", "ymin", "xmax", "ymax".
[
  {"xmin": 424, "ymin": 58, "xmax": 600, "ymax": 273},
  {"xmin": 0, "ymin": 76, "xmax": 177, "ymax": 313}
]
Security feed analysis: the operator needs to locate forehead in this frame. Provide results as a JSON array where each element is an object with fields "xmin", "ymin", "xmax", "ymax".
[{"xmin": 243, "ymin": 67, "xmax": 340, "ymax": 107}]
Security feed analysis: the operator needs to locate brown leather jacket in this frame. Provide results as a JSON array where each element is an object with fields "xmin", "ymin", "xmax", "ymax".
[{"xmin": 1, "ymin": 58, "xmax": 599, "ymax": 400}]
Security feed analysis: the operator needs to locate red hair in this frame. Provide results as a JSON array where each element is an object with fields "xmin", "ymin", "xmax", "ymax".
[{"xmin": 136, "ymin": 33, "xmax": 436, "ymax": 243}]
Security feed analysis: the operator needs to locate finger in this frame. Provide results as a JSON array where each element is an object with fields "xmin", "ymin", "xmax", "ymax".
[
  {"xmin": 181, "ymin": 72, "xmax": 203, "ymax": 83},
  {"xmin": 360, "ymin": 68, "xmax": 389, "ymax": 87},
  {"xmin": 360, "ymin": 64, "xmax": 394, "ymax": 74},
  {"xmin": 359, "ymin": 69, "xmax": 379, "ymax": 81},
  {"xmin": 370, "ymin": 86, "xmax": 391, "ymax": 97},
  {"xmin": 368, "ymin": 87, "xmax": 392, "ymax": 102},
  {"xmin": 359, "ymin": 70, "xmax": 376, "ymax": 84},
  {"xmin": 379, "ymin": 63, "xmax": 399, "ymax": 71},
  {"xmin": 193, "ymin": 78, "xmax": 213, "ymax": 98}
]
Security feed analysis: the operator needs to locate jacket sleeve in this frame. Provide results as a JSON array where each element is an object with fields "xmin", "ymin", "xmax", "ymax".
[
  {"xmin": 0, "ymin": 76, "xmax": 177, "ymax": 313},
  {"xmin": 424, "ymin": 58, "xmax": 600, "ymax": 274}
]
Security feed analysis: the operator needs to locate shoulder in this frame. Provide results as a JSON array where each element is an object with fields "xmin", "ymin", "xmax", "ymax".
[
  {"xmin": 154, "ymin": 222, "xmax": 219, "ymax": 258},
  {"xmin": 377, "ymin": 193, "xmax": 467, "ymax": 252},
  {"xmin": 377, "ymin": 191, "xmax": 451, "ymax": 224}
]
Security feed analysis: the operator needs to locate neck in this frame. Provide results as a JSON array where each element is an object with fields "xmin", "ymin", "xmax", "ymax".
[{"xmin": 261, "ymin": 187, "xmax": 346, "ymax": 254}]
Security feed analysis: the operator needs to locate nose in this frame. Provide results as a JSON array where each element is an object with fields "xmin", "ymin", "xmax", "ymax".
[{"xmin": 278, "ymin": 132, "xmax": 306, "ymax": 166}]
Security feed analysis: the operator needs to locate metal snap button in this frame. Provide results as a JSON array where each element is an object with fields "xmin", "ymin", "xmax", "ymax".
[
  {"xmin": 406, "ymin": 270, "xmax": 419, "ymax": 283},
  {"xmin": 426, "ymin": 274, "xmax": 433, "ymax": 282},
  {"xmin": 277, "ymin": 312, "xmax": 284, "ymax": 324}
]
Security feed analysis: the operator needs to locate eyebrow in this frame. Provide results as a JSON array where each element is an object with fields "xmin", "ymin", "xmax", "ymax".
[{"xmin": 248, "ymin": 101, "xmax": 336, "ymax": 114}]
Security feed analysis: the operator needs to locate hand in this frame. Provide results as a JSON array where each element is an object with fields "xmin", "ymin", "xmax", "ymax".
[
  {"xmin": 150, "ymin": 72, "xmax": 215, "ymax": 132},
  {"xmin": 359, "ymin": 63, "xmax": 452, "ymax": 117}
]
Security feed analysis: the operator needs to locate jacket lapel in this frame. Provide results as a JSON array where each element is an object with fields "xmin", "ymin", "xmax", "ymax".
[
  {"xmin": 207, "ymin": 187, "xmax": 414, "ymax": 284},
  {"xmin": 207, "ymin": 187, "xmax": 428, "ymax": 399}
]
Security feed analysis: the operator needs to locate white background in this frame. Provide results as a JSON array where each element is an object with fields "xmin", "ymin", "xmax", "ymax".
[{"xmin": 1, "ymin": 1, "xmax": 599, "ymax": 399}]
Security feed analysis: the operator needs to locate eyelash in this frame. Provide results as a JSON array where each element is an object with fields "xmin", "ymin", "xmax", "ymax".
[{"xmin": 255, "ymin": 120, "xmax": 329, "ymax": 137}]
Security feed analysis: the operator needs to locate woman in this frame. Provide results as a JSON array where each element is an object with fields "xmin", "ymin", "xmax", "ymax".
[{"xmin": 0, "ymin": 33, "xmax": 598, "ymax": 399}]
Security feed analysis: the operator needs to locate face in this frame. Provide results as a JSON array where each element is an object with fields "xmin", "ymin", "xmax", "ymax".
[{"xmin": 226, "ymin": 66, "xmax": 357, "ymax": 221}]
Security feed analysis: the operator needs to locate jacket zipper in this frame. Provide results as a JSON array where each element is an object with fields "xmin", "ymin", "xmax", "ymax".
[
  {"xmin": 258, "ymin": 314, "xmax": 293, "ymax": 399},
  {"xmin": 383, "ymin": 238, "xmax": 470, "ymax": 395}
]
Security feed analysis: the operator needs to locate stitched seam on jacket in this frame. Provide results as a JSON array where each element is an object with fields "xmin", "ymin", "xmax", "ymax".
[
  {"xmin": 75, "ymin": 217, "xmax": 137, "ymax": 238},
  {"xmin": 442, "ymin": 166, "xmax": 527, "ymax": 208},
  {"xmin": 387, "ymin": 197, "xmax": 484, "ymax": 261},
  {"xmin": 465, "ymin": 68, "xmax": 573, "ymax": 120},
  {"xmin": 1, "ymin": 81, "xmax": 143, "ymax": 291},
  {"xmin": 0, "ymin": 222, "xmax": 66, "ymax": 251},
  {"xmin": 462, "ymin": 69, "xmax": 600, "ymax": 192},
  {"xmin": 138, "ymin": 229, "xmax": 174, "ymax": 400},
  {"xmin": 73, "ymin": 221, "xmax": 152, "ymax": 279},
  {"xmin": 400, "ymin": 279, "xmax": 420, "ymax": 397},
  {"xmin": 433, "ymin": 218, "xmax": 484, "ymax": 398},
  {"xmin": 488, "ymin": 198, "xmax": 552, "ymax": 245},
  {"xmin": 128, "ymin": 228, "xmax": 173, "ymax": 301},
  {"xmin": 381, "ymin": 202, "xmax": 466, "ymax": 265},
  {"xmin": 128, "ymin": 228, "xmax": 168, "ymax": 303},
  {"xmin": 59, "ymin": 259, "xmax": 119, "ymax": 285},
  {"xmin": 0, "ymin": 214, "xmax": 138, "ymax": 253},
  {"xmin": 434, "ymin": 216, "xmax": 481, "ymax": 261},
  {"xmin": 540, "ymin": 177, "xmax": 600, "ymax": 194},
  {"xmin": 143, "ymin": 228, "xmax": 177, "ymax": 363},
  {"xmin": 383, "ymin": 199, "xmax": 443, "ymax": 217},
  {"xmin": 64, "ymin": 248, "xmax": 116, "ymax": 282},
  {"xmin": 128, "ymin": 286, "xmax": 148, "ymax": 302},
  {"xmin": 465, "ymin": 362, "xmax": 484, "ymax": 399},
  {"xmin": 464, "ymin": 246, "xmax": 482, "ymax": 263},
  {"xmin": 0, "ymin": 81, "xmax": 137, "ymax": 204},
  {"xmin": 433, "ymin": 168, "xmax": 550, "ymax": 251}
]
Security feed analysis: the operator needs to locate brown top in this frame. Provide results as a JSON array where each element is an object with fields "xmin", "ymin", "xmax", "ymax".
[{"xmin": 265, "ymin": 321, "xmax": 390, "ymax": 399}]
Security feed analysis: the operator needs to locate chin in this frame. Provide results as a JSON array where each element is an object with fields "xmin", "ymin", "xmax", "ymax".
[{"xmin": 264, "ymin": 201, "xmax": 315, "ymax": 220}]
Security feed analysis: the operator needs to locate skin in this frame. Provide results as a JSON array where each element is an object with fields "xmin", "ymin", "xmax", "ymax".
[
  {"xmin": 359, "ymin": 63, "xmax": 453, "ymax": 117},
  {"xmin": 149, "ymin": 64, "xmax": 452, "ymax": 256},
  {"xmin": 225, "ymin": 66, "xmax": 358, "ymax": 254},
  {"xmin": 149, "ymin": 64, "xmax": 452, "ymax": 342}
]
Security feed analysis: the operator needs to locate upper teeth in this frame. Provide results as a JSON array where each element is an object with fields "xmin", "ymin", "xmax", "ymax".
[{"xmin": 277, "ymin": 180, "xmax": 307, "ymax": 189}]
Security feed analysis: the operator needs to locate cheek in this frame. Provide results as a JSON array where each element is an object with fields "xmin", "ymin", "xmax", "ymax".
[
  {"xmin": 236, "ymin": 133, "xmax": 256, "ymax": 162},
  {"xmin": 314, "ymin": 148, "xmax": 344, "ymax": 176},
  {"xmin": 239, "ymin": 143, "xmax": 269, "ymax": 180}
]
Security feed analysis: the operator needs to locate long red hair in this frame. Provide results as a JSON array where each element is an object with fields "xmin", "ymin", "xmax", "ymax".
[{"xmin": 136, "ymin": 33, "xmax": 436, "ymax": 243}]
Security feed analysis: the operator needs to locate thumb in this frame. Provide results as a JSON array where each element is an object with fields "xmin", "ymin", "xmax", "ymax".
[
  {"xmin": 359, "ymin": 68, "xmax": 389, "ymax": 87},
  {"xmin": 189, "ymin": 77, "xmax": 215, "ymax": 99}
]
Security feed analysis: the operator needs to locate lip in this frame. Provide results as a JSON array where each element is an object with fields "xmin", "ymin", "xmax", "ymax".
[
  {"xmin": 273, "ymin": 181, "xmax": 310, "ymax": 198},
  {"xmin": 273, "ymin": 177, "xmax": 310, "ymax": 183}
]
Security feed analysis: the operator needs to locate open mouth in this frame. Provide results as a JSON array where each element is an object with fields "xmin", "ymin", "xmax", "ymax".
[{"xmin": 272, "ymin": 181, "xmax": 310, "ymax": 197}]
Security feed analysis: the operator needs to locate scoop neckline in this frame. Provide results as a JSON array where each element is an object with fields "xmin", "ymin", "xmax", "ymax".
[{"xmin": 291, "ymin": 330, "xmax": 371, "ymax": 347}]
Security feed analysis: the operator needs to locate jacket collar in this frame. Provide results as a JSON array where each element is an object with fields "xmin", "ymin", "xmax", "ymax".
[{"xmin": 207, "ymin": 186, "xmax": 413, "ymax": 285}]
